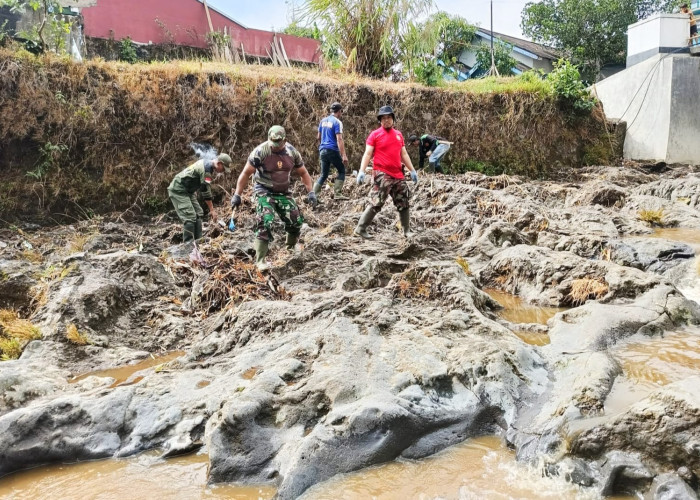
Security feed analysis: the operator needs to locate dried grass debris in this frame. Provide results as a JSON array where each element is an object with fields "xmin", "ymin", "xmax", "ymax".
[
  {"xmin": 170, "ymin": 240, "xmax": 292, "ymax": 314},
  {"xmin": 567, "ymin": 277, "xmax": 609, "ymax": 306},
  {"xmin": 391, "ymin": 268, "xmax": 439, "ymax": 300},
  {"xmin": 637, "ymin": 208, "xmax": 664, "ymax": 225},
  {"xmin": 66, "ymin": 323, "xmax": 89, "ymax": 345},
  {"xmin": 0, "ymin": 309, "xmax": 42, "ymax": 360}
]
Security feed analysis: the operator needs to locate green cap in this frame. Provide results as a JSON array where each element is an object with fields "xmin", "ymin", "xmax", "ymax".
[
  {"xmin": 217, "ymin": 153, "xmax": 232, "ymax": 173},
  {"xmin": 268, "ymin": 125, "xmax": 286, "ymax": 148}
]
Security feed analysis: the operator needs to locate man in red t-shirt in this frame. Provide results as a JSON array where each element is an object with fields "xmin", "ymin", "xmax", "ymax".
[{"xmin": 354, "ymin": 105, "xmax": 418, "ymax": 239}]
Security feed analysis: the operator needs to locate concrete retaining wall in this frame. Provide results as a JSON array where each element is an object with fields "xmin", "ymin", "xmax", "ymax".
[{"xmin": 594, "ymin": 54, "xmax": 700, "ymax": 164}]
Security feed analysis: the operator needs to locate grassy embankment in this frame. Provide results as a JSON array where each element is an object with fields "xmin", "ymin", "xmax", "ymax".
[{"xmin": 0, "ymin": 50, "xmax": 618, "ymax": 221}]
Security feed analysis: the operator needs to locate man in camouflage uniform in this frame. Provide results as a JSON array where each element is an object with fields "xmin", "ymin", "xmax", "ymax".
[
  {"xmin": 354, "ymin": 105, "xmax": 418, "ymax": 239},
  {"xmin": 168, "ymin": 153, "xmax": 232, "ymax": 242},
  {"xmin": 231, "ymin": 125, "xmax": 318, "ymax": 271}
]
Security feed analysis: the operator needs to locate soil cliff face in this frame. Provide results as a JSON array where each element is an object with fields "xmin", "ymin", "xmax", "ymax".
[{"xmin": 0, "ymin": 51, "xmax": 614, "ymax": 220}]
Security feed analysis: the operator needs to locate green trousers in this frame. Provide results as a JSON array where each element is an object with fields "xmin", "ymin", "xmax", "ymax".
[{"xmin": 168, "ymin": 188, "xmax": 203, "ymax": 223}]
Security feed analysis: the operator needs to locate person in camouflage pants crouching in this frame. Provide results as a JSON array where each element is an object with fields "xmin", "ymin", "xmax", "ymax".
[
  {"xmin": 168, "ymin": 153, "xmax": 232, "ymax": 242},
  {"xmin": 231, "ymin": 125, "xmax": 318, "ymax": 271}
]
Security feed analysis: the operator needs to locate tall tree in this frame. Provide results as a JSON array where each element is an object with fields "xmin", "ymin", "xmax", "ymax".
[
  {"xmin": 297, "ymin": 0, "xmax": 434, "ymax": 77},
  {"xmin": 521, "ymin": 0, "xmax": 675, "ymax": 82}
]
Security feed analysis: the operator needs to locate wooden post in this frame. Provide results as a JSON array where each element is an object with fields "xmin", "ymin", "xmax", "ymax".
[
  {"xmin": 278, "ymin": 37, "xmax": 291, "ymax": 67},
  {"xmin": 202, "ymin": 0, "xmax": 214, "ymax": 32}
]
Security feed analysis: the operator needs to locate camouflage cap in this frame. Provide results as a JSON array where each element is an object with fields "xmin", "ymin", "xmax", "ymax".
[
  {"xmin": 217, "ymin": 153, "xmax": 232, "ymax": 174},
  {"xmin": 268, "ymin": 125, "xmax": 286, "ymax": 148}
]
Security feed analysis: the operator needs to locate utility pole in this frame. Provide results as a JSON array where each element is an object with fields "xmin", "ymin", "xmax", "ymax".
[{"xmin": 487, "ymin": 0, "xmax": 500, "ymax": 76}]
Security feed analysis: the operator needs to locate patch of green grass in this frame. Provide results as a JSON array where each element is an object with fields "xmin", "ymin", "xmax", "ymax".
[
  {"xmin": 447, "ymin": 74, "xmax": 554, "ymax": 97},
  {"xmin": 0, "ymin": 338, "xmax": 21, "ymax": 360}
]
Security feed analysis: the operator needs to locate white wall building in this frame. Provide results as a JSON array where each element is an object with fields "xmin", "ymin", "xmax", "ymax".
[
  {"xmin": 456, "ymin": 30, "xmax": 560, "ymax": 78},
  {"xmin": 594, "ymin": 13, "xmax": 700, "ymax": 164}
]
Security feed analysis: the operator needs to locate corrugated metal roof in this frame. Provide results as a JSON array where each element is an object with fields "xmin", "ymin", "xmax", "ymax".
[{"xmin": 477, "ymin": 30, "xmax": 561, "ymax": 61}]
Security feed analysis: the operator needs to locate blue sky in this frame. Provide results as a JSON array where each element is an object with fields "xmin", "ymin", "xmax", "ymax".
[{"xmin": 208, "ymin": 0, "xmax": 531, "ymax": 38}]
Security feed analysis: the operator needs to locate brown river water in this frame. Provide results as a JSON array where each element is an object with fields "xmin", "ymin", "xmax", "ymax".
[
  {"xmin": 0, "ymin": 436, "xmax": 632, "ymax": 500},
  {"xmin": 0, "ymin": 452, "xmax": 276, "ymax": 500},
  {"xmin": 606, "ymin": 327, "xmax": 700, "ymax": 413}
]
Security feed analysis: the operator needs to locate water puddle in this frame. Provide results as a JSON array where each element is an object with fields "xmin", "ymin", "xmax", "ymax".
[
  {"xmin": 570, "ymin": 328, "xmax": 700, "ymax": 433},
  {"xmin": 643, "ymin": 228, "xmax": 700, "ymax": 251},
  {"xmin": 301, "ymin": 435, "xmax": 615, "ymax": 500},
  {"xmin": 0, "ymin": 452, "xmax": 275, "ymax": 500},
  {"xmin": 484, "ymin": 289, "xmax": 567, "ymax": 325},
  {"xmin": 242, "ymin": 366, "xmax": 260, "ymax": 379},
  {"xmin": 484, "ymin": 289, "xmax": 568, "ymax": 345},
  {"xmin": 511, "ymin": 330, "xmax": 551, "ymax": 346},
  {"xmin": 69, "ymin": 351, "xmax": 185, "ymax": 388}
]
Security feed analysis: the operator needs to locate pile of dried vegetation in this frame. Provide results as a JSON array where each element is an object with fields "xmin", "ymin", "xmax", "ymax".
[
  {"xmin": 163, "ymin": 239, "xmax": 291, "ymax": 315},
  {"xmin": 0, "ymin": 309, "xmax": 41, "ymax": 360},
  {"xmin": 0, "ymin": 50, "xmax": 617, "ymax": 221}
]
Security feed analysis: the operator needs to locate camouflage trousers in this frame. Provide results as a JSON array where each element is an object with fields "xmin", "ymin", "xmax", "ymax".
[
  {"xmin": 369, "ymin": 171, "xmax": 410, "ymax": 211},
  {"xmin": 168, "ymin": 188, "xmax": 203, "ymax": 223},
  {"xmin": 254, "ymin": 193, "xmax": 304, "ymax": 242}
]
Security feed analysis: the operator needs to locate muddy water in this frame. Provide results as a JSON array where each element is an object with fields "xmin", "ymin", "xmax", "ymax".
[
  {"xmin": 0, "ymin": 452, "xmax": 276, "ymax": 500},
  {"xmin": 302, "ymin": 435, "xmax": 619, "ymax": 500},
  {"xmin": 646, "ymin": 227, "xmax": 700, "ymax": 251},
  {"xmin": 69, "ymin": 351, "xmax": 185, "ymax": 387},
  {"xmin": 573, "ymin": 328, "xmax": 700, "ymax": 431},
  {"xmin": 485, "ymin": 289, "xmax": 567, "ymax": 325},
  {"xmin": 484, "ymin": 289, "xmax": 567, "ymax": 345}
]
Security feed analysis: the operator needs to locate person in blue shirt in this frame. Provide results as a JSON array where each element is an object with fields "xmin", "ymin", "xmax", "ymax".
[{"xmin": 313, "ymin": 102, "xmax": 350, "ymax": 201}]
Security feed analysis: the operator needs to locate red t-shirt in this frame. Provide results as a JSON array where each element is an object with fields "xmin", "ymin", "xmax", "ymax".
[{"xmin": 366, "ymin": 127, "xmax": 405, "ymax": 178}]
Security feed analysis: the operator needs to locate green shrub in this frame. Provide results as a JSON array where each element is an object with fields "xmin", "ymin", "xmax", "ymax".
[
  {"xmin": 119, "ymin": 37, "xmax": 139, "ymax": 63},
  {"xmin": 415, "ymin": 58, "xmax": 443, "ymax": 87},
  {"xmin": 547, "ymin": 60, "xmax": 595, "ymax": 113}
]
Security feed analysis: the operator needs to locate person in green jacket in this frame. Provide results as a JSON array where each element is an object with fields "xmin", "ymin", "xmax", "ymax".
[{"xmin": 168, "ymin": 153, "xmax": 232, "ymax": 242}]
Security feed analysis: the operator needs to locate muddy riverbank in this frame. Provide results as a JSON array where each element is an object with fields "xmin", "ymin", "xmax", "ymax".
[{"xmin": 1, "ymin": 164, "xmax": 699, "ymax": 499}]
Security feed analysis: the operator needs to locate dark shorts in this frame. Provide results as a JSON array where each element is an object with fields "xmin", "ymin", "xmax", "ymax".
[{"xmin": 369, "ymin": 171, "xmax": 410, "ymax": 211}]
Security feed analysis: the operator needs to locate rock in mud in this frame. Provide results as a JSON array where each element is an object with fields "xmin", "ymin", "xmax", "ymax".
[
  {"xmin": 645, "ymin": 473, "xmax": 699, "ymax": 500},
  {"xmin": 477, "ymin": 245, "xmax": 663, "ymax": 307},
  {"xmin": 598, "ymin": 451, "xmax": 654, "ymax": 496},
  {"xmin": 608, "ymin": 238, "xmax": 695, "ymax": 274},
  {"xmin": 571, "ymin": 377, "xmax": 700, "ymax": 472}
]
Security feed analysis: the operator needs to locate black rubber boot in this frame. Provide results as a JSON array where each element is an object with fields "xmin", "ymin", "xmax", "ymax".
[
  {"xmin": 354, "ymin": 206, "xmax": 378, "ymax": 239},
  {"xmin": 286, "ymin": 233, "xmax": 299, "ymax": 251},
  {"xmin": 194, "ymin": 217, "xmax": 203, "ymax": 240},
  {"xmin": 333, "ymin": 179, "xmax": 349, "ymax": 200},
  {"xmin": 254, "ymin": 238, "xmax": 270, "ymax": 271},
  {"xmin": 183, "ymin": 221, "xmax": 196, "ymax": 242},
  {"xmin": 399, "ymin": 209, "xmax": 414, "ymax": 237}
]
